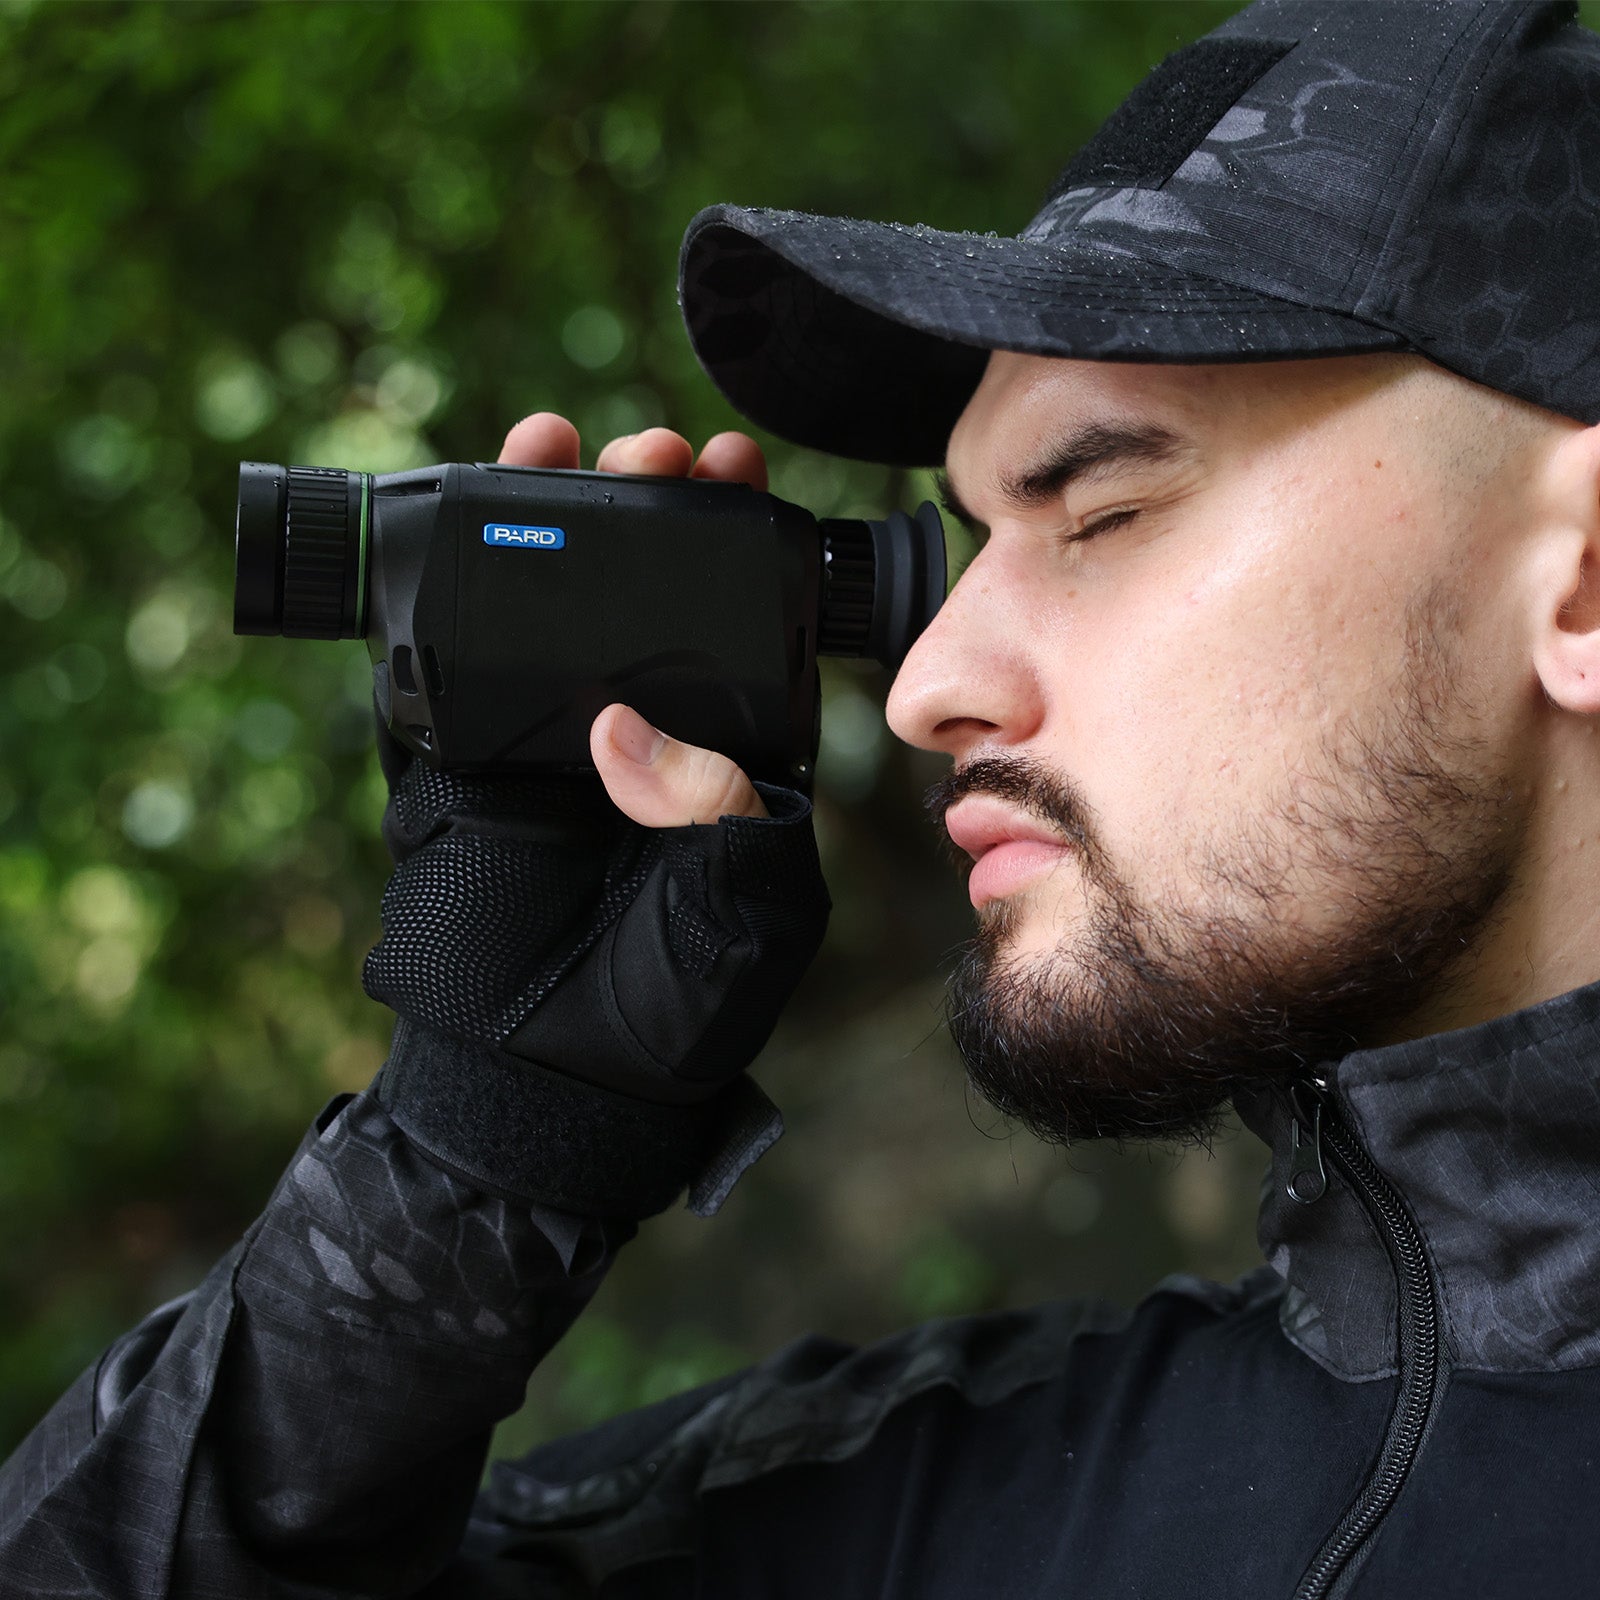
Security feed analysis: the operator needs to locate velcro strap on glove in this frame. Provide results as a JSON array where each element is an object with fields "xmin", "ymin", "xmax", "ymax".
[{"xmin": 375, "ymin": 1020, "xmax": 783, "ymax": 1219}]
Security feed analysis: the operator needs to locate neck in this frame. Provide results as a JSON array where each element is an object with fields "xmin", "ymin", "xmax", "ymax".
[{"xmin": 1392, "ymin": 719, "xmax": 1600, "ymax": 1042}]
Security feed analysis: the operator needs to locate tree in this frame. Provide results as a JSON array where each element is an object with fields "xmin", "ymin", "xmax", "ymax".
[{"xmin": 0, "ymin": 0, "xmax": 1271, "ymax": 1455}]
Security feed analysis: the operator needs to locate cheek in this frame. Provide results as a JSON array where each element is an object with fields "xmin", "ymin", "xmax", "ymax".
[{"xmin": 1057, "ymin": 508, "xmax": 1423, "ymax": 879}]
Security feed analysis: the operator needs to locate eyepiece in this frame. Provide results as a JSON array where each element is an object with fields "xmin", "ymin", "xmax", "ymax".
[
  {"xmin": 818, "ymin": 500, "xmax": 945, "ymax": 670},
  {"xmin": 233, "ymin": 462, "xmax": 369, "ymax": 639}
]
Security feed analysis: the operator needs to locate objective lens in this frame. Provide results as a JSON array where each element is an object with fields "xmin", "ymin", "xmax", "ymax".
[{"xmin": 234, "ymin": 462, "xmax": 369, "ymax": 639}]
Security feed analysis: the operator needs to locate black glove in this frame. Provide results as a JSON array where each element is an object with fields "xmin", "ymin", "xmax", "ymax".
[{"xmin": 362, "ymin": 721, "xmax": 830, "ymax": 1219}]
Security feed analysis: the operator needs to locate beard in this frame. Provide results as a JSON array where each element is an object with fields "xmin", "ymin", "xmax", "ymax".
[{"xmin": 930, "ymin": 586, "xmax": 1526, "ymax": 1148}]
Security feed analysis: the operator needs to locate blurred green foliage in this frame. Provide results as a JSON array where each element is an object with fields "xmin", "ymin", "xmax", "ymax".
[{"xmin": 13, "ymin": 0, "xmax": 1544, "ymax": 1460}]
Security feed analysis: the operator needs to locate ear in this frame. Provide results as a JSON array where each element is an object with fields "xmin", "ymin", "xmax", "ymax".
[{"xmin": 1531, "ymin": 424, "xmax": 1600, "ymax": 716}]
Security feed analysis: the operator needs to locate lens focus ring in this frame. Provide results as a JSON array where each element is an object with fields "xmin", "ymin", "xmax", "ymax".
[{"xmin": 283, "ymin": 466, "xmax": 352, "ymax": 638}]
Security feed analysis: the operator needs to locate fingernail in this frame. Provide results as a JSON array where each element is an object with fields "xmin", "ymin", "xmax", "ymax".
[{"xmin": 612, "ymin": 707, "xmax": 666, "ymax": 766}]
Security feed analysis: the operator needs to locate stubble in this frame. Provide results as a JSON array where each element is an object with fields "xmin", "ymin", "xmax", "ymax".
[{"xmin": 932, "ymin": 583, "xmax": 1526, "ymax": 1147}]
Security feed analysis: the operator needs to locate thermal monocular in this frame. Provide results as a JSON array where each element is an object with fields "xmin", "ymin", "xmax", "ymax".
[{"xmin": 233, "ymin": 461, "xmax": 946, "ymax": 790}]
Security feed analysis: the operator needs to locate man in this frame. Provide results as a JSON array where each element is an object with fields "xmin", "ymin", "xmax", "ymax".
[{"xmin": 4, "ymin": 0, "xmax": 1599, "ymax": 1594}]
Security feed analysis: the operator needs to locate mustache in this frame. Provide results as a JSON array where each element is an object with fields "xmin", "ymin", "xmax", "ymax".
[{"xmin": 923, "ymin": 755, "xmax": 1099, "ymax": 866}]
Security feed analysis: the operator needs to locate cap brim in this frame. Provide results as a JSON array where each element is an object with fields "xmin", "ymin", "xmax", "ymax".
[{"xmin": 679, "ymin": 204, "xmax": 1408, "ymax": 467}]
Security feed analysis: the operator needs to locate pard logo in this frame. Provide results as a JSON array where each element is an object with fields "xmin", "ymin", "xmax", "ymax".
[{"xmin": 484, "ymin": 523, "xmax": 566, "ymax": 550}]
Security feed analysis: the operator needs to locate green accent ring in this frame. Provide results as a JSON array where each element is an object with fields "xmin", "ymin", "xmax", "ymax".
[{"xmin": 354, "ymin": 474, "xmax": 371, "ymax": 636}]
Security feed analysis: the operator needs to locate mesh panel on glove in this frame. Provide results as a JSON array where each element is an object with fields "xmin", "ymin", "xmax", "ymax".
[
  {"xmin": 382, "ymin": 763, "xmax": 617, "ymax": 861},
  {"xmin": 364, "ymin": 830, "xmax": 659, "ymax": 1043}
]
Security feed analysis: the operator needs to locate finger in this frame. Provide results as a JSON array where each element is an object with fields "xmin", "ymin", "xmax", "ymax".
[
  {"xmin": 594, "ymin": 427, "xmax": 695, "ymax": 478},
  {"xmin": 501, "ymin": 413, "xmax": 581, "ymax": 469},
  {"xmin": 691, "ymin": 431, "xmax": 768, "ymax": 491},
  {"xmin": 590, "ymin": 703, "xmax": 768, "ymax": 827}
]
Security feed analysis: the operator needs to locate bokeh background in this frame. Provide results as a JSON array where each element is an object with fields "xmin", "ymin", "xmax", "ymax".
[{"xmin": 8, "ymin": 0, "xmax": 1561, "ymax": 1463}]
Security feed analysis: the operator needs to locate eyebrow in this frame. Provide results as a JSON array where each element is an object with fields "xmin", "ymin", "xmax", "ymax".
[{"xmin": 935, "ymin": 420, "xmax": 1191, "ymax": 539}]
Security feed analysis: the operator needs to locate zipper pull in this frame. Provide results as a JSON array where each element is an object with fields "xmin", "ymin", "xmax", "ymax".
[{"xmin": 1286, "ymin": 1081, "xmax": 1328, "ymax": 1206}]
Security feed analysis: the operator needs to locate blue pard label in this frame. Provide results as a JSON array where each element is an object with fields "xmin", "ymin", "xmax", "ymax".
[{"xmin": 484, "ymin": 523, "xmax": 565, "ymax": 549}]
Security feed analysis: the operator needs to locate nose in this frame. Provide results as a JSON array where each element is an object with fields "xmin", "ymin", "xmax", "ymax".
[{"xmin": 885, "ymin": 545, "xmax": 1046, "ymax": 759}]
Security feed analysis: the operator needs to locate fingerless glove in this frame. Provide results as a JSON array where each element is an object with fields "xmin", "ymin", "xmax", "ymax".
[{"xmin": 362, "ymin": 735, "xmax": 829, "ymax": 1220}]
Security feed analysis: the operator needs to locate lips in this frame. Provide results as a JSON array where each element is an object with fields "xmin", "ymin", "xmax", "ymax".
[{"xmin": 943, "ymin": 795, "xmax": 1075, "ymax": 909}]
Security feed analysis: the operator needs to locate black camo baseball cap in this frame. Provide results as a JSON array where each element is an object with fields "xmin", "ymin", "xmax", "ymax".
[{"xmin": 678, "ymin": 0, "xmax": 1600, "ymax": 467}]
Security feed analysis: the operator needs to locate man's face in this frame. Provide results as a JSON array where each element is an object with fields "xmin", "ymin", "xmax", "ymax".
[{"xmin": 886, "ymin": 350, "xmax": 1540, "ymax": 1144}]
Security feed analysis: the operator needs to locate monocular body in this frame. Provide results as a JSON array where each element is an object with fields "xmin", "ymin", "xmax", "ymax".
[{"xmin": 233, "ymin": 461, "xmax": 945, "ymax": 791}]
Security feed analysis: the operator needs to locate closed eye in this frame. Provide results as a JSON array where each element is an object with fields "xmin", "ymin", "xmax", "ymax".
[{"xmin": 1069, "ymin": 506, "xmax": 1140, "ymax": 543}]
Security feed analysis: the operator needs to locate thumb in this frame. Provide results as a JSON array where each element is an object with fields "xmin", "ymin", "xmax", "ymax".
[{"xmin": 590, "ymin": 703, "xmax": 769, "ymax": 827}]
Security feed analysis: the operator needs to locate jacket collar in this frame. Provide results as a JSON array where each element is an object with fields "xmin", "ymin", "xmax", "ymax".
[{"xmin": 1235, "ymin": 979, "xmax": 1600, "ymax": 1381}]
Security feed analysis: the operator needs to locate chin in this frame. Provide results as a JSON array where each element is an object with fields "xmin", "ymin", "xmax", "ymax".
[{"xmin": 978, "ymin": 890, "xmax": 1086, "ymax": 968}]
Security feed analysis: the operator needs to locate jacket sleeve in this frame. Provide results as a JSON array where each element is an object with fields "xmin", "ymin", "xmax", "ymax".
[{"xmin": 0, "ymin": 1086, "xmax": 634, "ymax": 1599}]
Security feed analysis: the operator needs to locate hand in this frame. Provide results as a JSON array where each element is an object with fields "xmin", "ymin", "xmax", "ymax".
[
  {"xmin": 363, "ymin": 413, "xmax": 828, "ymax": 1219},
  {"xmin": 498, "ymin": 413, "xmax": 771, "ymax": 826}
]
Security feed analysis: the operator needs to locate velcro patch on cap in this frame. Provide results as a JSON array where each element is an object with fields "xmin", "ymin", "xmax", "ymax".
[{"xmin": 1045, "ymin": 36, "xmax": 1296, "ymax": 200}]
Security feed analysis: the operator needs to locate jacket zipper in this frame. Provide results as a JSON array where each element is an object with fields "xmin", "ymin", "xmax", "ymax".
[{"xmin": 1284, "ymin": 1078, "xmax": 1443, "ymax": 1600}]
